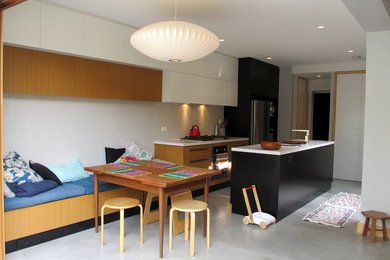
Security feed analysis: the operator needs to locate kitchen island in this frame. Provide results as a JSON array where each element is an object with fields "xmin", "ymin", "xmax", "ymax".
[{"xmin": 230, "ymin": 140, "xmax": 334, "ymax": 221}]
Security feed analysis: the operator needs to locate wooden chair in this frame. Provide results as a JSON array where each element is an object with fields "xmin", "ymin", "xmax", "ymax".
[
  {"xmin": 101, "ymin": 197, "xmax": 143, "ymax": 252},
  {"xmin": 361, "ymin": 210, "xmax": 390, "ymax": 243},
  {"xmin": 169, "ymin": 199, "xmax": 210, "ymax": 256}
]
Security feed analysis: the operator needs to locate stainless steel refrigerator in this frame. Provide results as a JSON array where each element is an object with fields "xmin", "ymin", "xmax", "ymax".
[{"xmin": 250, "ymin": 100, "xmax": 276, "ymax": 144}]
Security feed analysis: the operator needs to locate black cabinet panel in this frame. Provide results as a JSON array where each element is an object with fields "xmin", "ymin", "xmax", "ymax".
[
  {"xmin": 225, "ymin": 57, "xmax": 279, "ymax": 138},
  {"xmin": 240, "ymin": 57, "xmax": 279, "ymax": 99}
]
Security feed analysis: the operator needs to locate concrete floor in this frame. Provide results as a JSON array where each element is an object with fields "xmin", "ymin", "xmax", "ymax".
[{"xmin": 6, "ymin": 179, "xmax": 390, "ymax": 260}]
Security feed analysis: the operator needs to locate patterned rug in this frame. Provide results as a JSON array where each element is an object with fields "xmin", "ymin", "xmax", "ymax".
[{"xmin": 303, "ymin": 192, "xmax": 361, "ymax": 228}]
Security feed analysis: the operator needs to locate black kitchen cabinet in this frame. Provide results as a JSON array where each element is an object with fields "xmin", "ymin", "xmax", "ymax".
[
  {"xmin": 239, "ymin": 57, "xmax": 279, "ymax": 99},
  {"xmin": 225, "ymin": 57, "xmax": 279, "ymax": 139},
  {"xmin": 230, "ymin": 144, "xmax": 334, "ymax": 221}
]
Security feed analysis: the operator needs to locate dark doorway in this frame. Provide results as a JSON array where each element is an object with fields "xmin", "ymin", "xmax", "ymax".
[{"xmin": 312, "ymin": 92, "xmax": 330, "ymax": 140}]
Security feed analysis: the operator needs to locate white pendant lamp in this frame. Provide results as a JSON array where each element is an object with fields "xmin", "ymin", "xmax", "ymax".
[{"xmin": 130, "ymin": 2, "xmax": 220, "ymax": 63}]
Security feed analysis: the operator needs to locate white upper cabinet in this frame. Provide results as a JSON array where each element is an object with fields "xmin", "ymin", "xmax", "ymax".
[
  {"xmin": 163, "ymin": 71, "xmax": 237, "ymax": 106},
  {"xmin": 116, "ymin": 24, "xmax": 149, "ymax": 67},
  {"xmin": 3, "ymin": 0, "xmax": 40, "ymax": 48},
  {"xmin": 41, "ymin": 3, "xmax": 83, "ymax": 55},
  {"xmin": 83, "ymin": 16, "xmax": 118, "ymax": 61}
]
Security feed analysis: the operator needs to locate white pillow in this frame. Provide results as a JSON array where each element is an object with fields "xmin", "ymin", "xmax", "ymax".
[{"xmin": 114, "ymin": 141, "xmax": 153, "ymax": 162}]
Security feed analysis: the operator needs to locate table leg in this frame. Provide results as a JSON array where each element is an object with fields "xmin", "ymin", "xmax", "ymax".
[
  {"xmin": 159, "ymin": 187, "xmax": 165, "ymax": 258},
  {"xmin": 203, "ymin": 177, "xmax": 210, "ymax": 237},
  {"xmin": 94, "ymin": 173, "xmax": 99, "ymax": 233}
]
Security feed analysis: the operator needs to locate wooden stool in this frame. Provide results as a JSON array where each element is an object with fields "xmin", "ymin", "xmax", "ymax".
[
  {"xmin": 101, "ymin": 197, "xmax": 143, "ymax": 252},
  {"xmin": 169, "ymin": 200, "xmax": 210, "ymax": 256},
  {"xmin": 361, "ymin": 210, "xmax": 390, "ymax": 243},
  {"xmin": 143, "ymin": 189, "xmax": 193, "ymax": 234}
]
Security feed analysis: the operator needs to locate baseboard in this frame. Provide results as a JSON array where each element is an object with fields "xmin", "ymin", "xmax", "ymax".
[{"xmin": 356, "ymin": 222, "xmax": 390, "ymax": 237}]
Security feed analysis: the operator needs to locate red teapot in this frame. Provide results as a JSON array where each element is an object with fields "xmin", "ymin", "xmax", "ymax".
[{"xmin": 189, "ymin": 125, "xmax": 201, "ymax": 137}]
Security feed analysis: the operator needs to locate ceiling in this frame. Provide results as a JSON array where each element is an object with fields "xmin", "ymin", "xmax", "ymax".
[{"xmin": 41, "ymin": 0, "xmax": 390, "ymax": 67}]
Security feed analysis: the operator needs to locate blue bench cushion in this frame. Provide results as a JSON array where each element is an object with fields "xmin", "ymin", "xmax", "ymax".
[
  {"xmin": 70, "ymin": 175, "xmax": 122, "ymax": 194},
  {"xmin": 4, "ymin": 175, "xmax": 122, "ymax": 211},
  {"xmin": 4, "ymin": 183, "xmax": 85, "ymax": 211}
]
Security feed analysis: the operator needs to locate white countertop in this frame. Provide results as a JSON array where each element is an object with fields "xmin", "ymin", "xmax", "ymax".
[
  {"xmin": 232, "ymin": 140, "xmax": 334, "ymax": 155},
  {"xmin": 154, "ymin": 137, "xmax": 249, "ymax": 147}
]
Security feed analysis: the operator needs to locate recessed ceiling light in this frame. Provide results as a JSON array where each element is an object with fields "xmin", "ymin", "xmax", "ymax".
[
  {"xmin": 317, "ymin": 25, "xmax": 325, "ymax": 29},
  {"xmin": 219, "ymin": 39, "xmax": 225, "ymax": 42},
  {"xmin": 348, "ymin": 50, "xmax": 354, "ymax": 53},
  {"xmin": 267, "ymin": 57, "xmax": 272, "ymax": 60},
  {"xmin": 316, "ymin": 75, "xmax": 321, "ymax": 78}
]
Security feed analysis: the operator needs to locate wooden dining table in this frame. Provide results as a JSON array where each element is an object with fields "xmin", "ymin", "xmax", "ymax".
[{"xmin": 84, "ymin": 160, "xmax": 220, "ymax": 258}]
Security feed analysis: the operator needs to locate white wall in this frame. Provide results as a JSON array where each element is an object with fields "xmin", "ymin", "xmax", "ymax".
[
  {"xmin": 277, "ymin": 66, "xmax": 293, "ymax": 140},
  {"xmin": 360, "ymin": 30, "xmax": 390, "ymax": 218},
  {"xmin": 3, "ymin": 94, "xmax": 223, "ymax": 166}
]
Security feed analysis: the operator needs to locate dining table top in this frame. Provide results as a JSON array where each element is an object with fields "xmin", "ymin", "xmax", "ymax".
[{"xmin": 84, "ymin": 160, "xmax": 220, "ymax": 188}]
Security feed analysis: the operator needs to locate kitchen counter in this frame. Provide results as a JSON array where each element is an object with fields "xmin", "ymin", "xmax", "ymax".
[
  {"xmin": 232, "ymin": 140, "xmax": 334, "ymax": 155},
  {"xmin": 231, "ymin": 140, "xmax": 334, "ymax": 221},
  {"xmin": 154, "ymin": 137, "xmax": 249, "ymax": 147}
]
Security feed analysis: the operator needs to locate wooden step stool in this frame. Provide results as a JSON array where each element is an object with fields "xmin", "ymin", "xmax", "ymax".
[{"xmin": 361, "ymin": 210, "xmax": 390, "ymax": 243}]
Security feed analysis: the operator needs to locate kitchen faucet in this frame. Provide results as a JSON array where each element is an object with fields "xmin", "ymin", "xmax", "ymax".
[{"xmin": 292, "ymin": 129, "xmax": 310, "ymax": 142}]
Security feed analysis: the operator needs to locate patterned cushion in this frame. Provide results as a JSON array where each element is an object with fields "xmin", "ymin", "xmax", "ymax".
[
  {"xmin": 3, "ymin": 151, "xmax": 43, "ymax": 184},
  {"xmin": 4, "ymin": 182, "xmax": 15, "ymax": 198},
  {"xmin": 48, "ymin": 158, "xmax": 89, "ymax": 183},
  {"xmin": 114, "ymin": 141, "xmax": 153, "ymax": 162}
]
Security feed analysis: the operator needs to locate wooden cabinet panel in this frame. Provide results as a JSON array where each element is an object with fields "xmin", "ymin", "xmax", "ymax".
[
  {"xmin": 4, "ymin": 46, "xmax": 162, "ymax": 102},
  {"xmin": 108, "ymin": 63, "xmax": 162, "ymax": 101},
  {"xmin": 183, "ymin": 146, "xmax": 210, "ymax": 166},
  {"xmin": 3, "ymin": 46, "xmax": 32, "ymax": 94},
  {"xmin": 74, "ymin": 58, "xmax": 112, "ymax": 99},
  {"xmin": 154, "ymin": 145, "xmax": 184, "ymax": 165},
  {"xmin": 31, "ymin": 50, "xmax": 74, "ymax": 96}
]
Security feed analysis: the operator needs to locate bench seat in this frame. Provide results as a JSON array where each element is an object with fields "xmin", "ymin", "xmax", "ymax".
[{"xmin": 4, "ymin": 175, "xmax": 121, "ymax": 211}]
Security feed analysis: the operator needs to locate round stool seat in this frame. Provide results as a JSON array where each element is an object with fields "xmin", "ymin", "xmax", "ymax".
[
  {"xmin": 172, "ymin": 200, "xmax": 208, "ymax": 213},
  {"xmin": 104, "ymin": 197, "xmax": 140, "ymax": 209},
  {"xmin": 362, "ymin": 210, "xmax": 389, "ymax": 219},
  {"xmin": 101, "ymin": 197, "xmax": 143, "ymax": 253}
]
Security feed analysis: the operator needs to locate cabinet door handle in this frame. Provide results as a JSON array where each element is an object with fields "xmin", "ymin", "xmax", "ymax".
[
  {"xmin": 189, "ymin": 148, "xmax": 208, "ymax": 152},
  {"xmin": 189, "ymin": 158, "xmax": 209, "ymax": 163}
]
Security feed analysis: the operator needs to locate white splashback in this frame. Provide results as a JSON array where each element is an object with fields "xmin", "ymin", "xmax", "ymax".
[{"xmin": 3, "ymin": 94, "xmax": 223, "ymax": 166}]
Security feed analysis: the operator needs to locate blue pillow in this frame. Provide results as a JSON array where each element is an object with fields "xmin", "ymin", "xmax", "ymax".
[
  {"xmin": 3, "ymin": 151, "xmax": 43, "ymax": 184},
  {"xmin": 7, "ymin": 180, "xmax": 58, "ymax": 197},
  {"xmin": 48, "ymin": 159, "xmax": 89, "ymax": 183}
]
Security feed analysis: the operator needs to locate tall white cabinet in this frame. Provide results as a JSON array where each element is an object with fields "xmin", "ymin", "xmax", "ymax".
[{"xmin": 333, "ymin": 72, "xmax": 365, "ymax": 181}]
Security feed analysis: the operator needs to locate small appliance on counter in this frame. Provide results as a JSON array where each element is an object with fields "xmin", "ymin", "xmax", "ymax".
[{"xmin": 189, "ymin": 125, "xmax": 200, "ymax": 137}]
